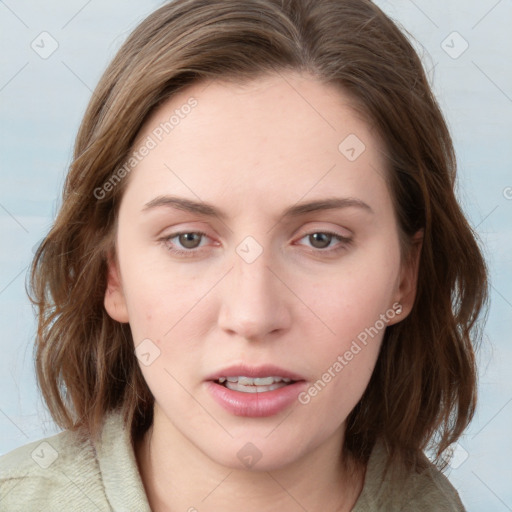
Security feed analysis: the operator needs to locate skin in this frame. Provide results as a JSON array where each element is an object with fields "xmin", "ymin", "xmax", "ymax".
[{"xmin": 104, "ymin": 71, "xmax": 422, "ymax": 512}]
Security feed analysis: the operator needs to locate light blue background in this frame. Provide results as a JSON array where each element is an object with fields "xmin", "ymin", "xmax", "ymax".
[{"xmin": 1, "ymin": 1, "xmax": 511, "ymax": 510}]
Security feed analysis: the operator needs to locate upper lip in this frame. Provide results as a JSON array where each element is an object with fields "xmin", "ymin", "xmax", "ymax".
[{"xmin": 206, "ymin": 364, "xmax": 305, "ymax": 382}]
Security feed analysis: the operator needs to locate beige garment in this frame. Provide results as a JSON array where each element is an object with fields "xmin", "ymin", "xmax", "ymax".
[{"xmin": 0, "ymin": 410, "xmax": 465, "ymax": 511}]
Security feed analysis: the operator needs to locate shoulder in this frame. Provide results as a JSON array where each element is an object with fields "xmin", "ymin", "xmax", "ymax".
[
  {"xmin": 353, "ymin": 440, "xmax": 466, "ymax": 512},
  {"xmin": 0, "ymin": 425, "xmax": 109, "ymax": 511},
  {"xmin": 0, "ymin": 410, "xmax": 151, "ymax": 512}
]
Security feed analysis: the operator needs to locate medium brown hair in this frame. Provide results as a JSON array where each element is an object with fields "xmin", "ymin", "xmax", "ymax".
[{"xmin": 30, "ymin": 0, "xmax": 488, "ymax": 471}]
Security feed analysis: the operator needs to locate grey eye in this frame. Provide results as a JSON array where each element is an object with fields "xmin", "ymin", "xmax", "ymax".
[
  {"xmin": 308, "ymin": 233, "xmax": 335, "ymax": 249},
  {"xmin": 178, "ymin": 233, "xmax": 203, "ymax": 249}
]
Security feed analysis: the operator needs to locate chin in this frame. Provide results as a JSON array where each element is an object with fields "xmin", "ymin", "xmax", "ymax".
[{"xmin": 195, "ymin": 430, "xmax": 314, "ymax": 473}]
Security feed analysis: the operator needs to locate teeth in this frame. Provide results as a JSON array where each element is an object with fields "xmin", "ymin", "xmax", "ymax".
[
  {"xmin": 225, "ymin": 381, "xmax": 289, "ymax": 393},
  {"xmin": 253, "ymin": 377, "xmax": 274, "ymax": 385},
  {"xmin": 217, "ymin": 376, "xmax": 293, "ymax": 385},
  {"xmin": 216, "ymin": 375, "xmax": 294, "ymax": 392}
]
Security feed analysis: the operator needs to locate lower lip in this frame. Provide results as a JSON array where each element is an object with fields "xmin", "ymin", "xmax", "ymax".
[{"xmin": 205, "ymin": 381, "xmax": 307, "ymax": 417}]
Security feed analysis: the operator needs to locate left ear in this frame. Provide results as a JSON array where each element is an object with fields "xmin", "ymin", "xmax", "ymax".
[{"xmin": 389, "ymin": 229, "xmax": 423, "ymax": 323}]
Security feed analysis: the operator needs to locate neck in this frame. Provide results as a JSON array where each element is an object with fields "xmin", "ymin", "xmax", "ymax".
[{"xmin": 135, "ymin": 408, "xmax": 366, "ymax": 512}]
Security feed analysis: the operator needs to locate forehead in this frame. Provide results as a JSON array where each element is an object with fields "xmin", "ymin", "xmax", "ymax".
[{"xmin": 124, "ymin": 72, "xmax": 391, "ymax": 217}]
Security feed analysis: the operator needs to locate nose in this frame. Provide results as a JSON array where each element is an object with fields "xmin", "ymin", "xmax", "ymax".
[{"xmin": 217, "ymin": 244, "xmax": 292, "ymax": 341}]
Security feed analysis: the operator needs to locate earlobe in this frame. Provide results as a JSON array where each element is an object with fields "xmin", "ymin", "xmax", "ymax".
[{"xmin": 104, "ymin": 250, "xmax": 129, "ymax": 323}]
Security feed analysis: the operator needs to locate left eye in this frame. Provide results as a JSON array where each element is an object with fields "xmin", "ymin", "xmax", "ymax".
[{"xmin": 298, "ymin": 231, "xmax": 349, "ymax": 250}]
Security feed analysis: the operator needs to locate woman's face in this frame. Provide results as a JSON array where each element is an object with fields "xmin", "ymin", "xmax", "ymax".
[{"xmin": 105, "ymin": 72, "xmax": 420, "ymax": 470}]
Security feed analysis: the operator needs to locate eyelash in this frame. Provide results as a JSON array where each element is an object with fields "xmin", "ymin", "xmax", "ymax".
[{"xmin": 160, "ymin": 230, "xmax": 353, "ymax": 258}]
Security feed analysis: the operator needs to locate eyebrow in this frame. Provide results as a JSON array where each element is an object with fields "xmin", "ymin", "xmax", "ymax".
[{"xmin": 142, "ymin": 195, "xmax": 374, "ymax": 219}]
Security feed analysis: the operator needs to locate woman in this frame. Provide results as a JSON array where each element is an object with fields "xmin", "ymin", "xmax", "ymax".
[{"xmin": 0, "ymin": 0, "xmax": 488, "ymax": 510}]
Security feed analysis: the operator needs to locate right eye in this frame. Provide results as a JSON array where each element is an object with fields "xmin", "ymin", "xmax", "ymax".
[{"xmin": 160, "ymin": 231, "xmax": 212, "ymax": 257}]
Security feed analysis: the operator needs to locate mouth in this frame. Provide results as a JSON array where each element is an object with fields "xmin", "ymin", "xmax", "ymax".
[
  {"xmin": 205, "ymin": 364, "xmax": 307, "ymax": 417},
  {"xmin": 215, "ymin": 376, "xmax": 296, "ymax": 393}
]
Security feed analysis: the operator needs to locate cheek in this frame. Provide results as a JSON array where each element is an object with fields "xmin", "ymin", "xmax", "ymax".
[
  {"xmin": 116, "ymin": 234, "xmax": 202, "ymax": 340},
  {"xmin": 297, "ymin": 281, "xmax": 389, "ymax": 424},
  {"xmin": 299, "ymin": 344, "xmax": 380, "ymax": 433},
  {"xmin": 296, "ymin": 245, "xmax": 399, "ymax": 398},
  {"xmin": 304, "ymin": 262, "xmax": 397, "ymax": 349},
  {"xmin": 124, "ymin": 282, "xmax": 204, "ymax": 350}
]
